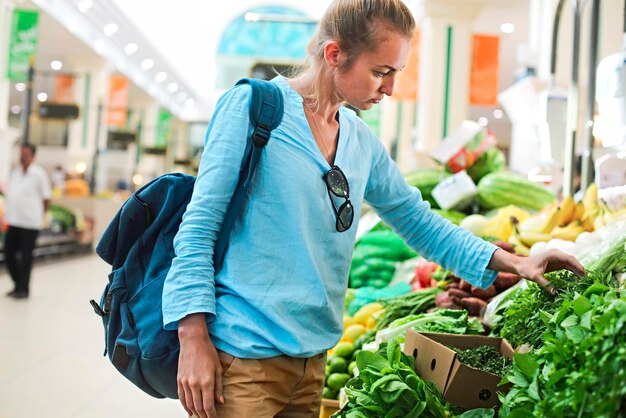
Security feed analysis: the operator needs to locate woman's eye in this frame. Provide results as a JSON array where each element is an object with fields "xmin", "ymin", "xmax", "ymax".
[{"xmin": 375, "ymin": 71, "xmax": 388, "ymax": 78}]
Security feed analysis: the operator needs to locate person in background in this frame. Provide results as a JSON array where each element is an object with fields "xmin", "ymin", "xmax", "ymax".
[
  {"xmin": 4, "ymin": 143, "xmax": 51, "ymax": 299},
  {"xmin": 163, "ymin": 1, "xmax": 586, "ymax": 417},
  {"xmin": 50, "ymin": 165, "xmax": 66, "ymax": 196}
]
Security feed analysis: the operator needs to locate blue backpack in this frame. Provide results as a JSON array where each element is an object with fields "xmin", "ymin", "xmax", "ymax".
[{"xmin": 90, "ymin": 78, "xmax": 284, "ymax": 399}]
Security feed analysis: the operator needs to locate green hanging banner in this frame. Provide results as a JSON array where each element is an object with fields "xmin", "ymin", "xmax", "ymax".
[
  {"xmin": 155, "ymin": 108, "xmax": 172, "ymax": 148},
  {"xmin": 6, "ymin": 9, "xmax": 40, "ymax": 81}
]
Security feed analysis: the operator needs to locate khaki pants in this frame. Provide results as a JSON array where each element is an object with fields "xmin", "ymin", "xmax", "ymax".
[{"xmin": 214, "ymin": 350, "xmax": 326, "ymax": 418}]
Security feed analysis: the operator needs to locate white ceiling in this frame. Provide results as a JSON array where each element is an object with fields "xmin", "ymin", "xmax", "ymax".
[{"xmin": 22, "ymin": 0, "xmax": 533, "ymax": 122}]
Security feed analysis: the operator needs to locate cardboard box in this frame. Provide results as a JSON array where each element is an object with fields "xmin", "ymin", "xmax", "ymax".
[
  {"xmin": 320, "ymin": 399, "xmax": 340, "ymax": 418},
  {"xmin": 403, "ymin": 330, "xmax": 514, "ymax": 410}
]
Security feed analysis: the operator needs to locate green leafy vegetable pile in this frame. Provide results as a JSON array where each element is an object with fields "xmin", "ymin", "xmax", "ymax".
[
  {"xmin": 336, "ymin": 339, "xmax": 457, "ymax": 418},
  {"xmin": 499, "ymin": 282, "xmax": 626, "ymax": 417},
  {"xmin": 498, "ymin": 270, "xmax": 617, "ymax": 348},
  {"xmin": 446, "ymin": 345, "xmax": 512, "ymax": 378}
]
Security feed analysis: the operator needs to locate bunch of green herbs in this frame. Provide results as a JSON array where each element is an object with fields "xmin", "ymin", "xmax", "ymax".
[
  {"xmin": 446, "ymin": 345, "xmax": 512, "ymax": 378},
  {"xmin": 498, "ymin": 269, "xmax": 617, "ymax": 348},
  {"xmin": 499, "ymin": 284, "xmax": 626, "ymax": 417}
]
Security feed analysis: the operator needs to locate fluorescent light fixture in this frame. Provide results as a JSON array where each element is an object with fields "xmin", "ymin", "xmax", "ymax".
[
  {"xmin": 141, "ymin": 58, "xmax": 154, "ymax": 70},
  {"xmin": 104, "ymin": 23, "xmax": 119, "ymax": 37},
  {"xmin": 124, "ymin": 43, "xmax": 138, "ymax": 55},
  {"xmin": 155, "ymin": 72, "xmax": 167, "ymax": 83},
  {"xmin": 245, "ymin": 12, "xmax": 260, "ymax": 22},
  {"xmin": 15, "ymin": 83, "xmax": 25, "ymax": 92},
  {"xmin": 478, "ymin": 117, "xmax": 488, "ymax": 126},
  {"xmin": 500, "ymin": 23, "xmax": 515, "ymax": 34},
  {"xmin": 37, "ymin": 92, "xmax": 48, "ymax": 102},
  {"xmin": 77, "ymin": 0, "xmax": 93, "ymax": 13},
  {"xmin": 167, "ymin": 82, "xmax": 178, "ymax": 92},
  {"xmin": 50, "ymin": 60, "xmax": 63, "ymax": 71},
  {"xmin": 185, "ymin": 98, "xmax": 196, "ymax": 108},
  {"xmin": 10, "ymin": 105, "xmax": 21, "ymax": 114},
  {"xmin": 493, "ymin": 109, "xmax": 504, "ymax": 119}
]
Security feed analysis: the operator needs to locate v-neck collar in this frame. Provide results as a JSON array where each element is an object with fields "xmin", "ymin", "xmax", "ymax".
[{"xmin": 276, "ymin": 76, "xmax": 349, "ymax": 170}]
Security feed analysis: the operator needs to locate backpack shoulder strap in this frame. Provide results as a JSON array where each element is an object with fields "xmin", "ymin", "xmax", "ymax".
[
  {"xmin": 236, "ymin": 78, "xmax": 284, "ymax": 147},
  {"xmin": 213, "ymin": 78, "xmax": 284, "ymax": 271}
]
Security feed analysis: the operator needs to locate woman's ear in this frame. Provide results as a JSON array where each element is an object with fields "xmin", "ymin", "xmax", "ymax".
[{"xmin": 324, "ymin": 40, "xmax": 343, "ymax": 68}]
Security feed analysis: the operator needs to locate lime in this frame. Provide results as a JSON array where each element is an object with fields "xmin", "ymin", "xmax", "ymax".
[
  {"xmin": 334, "ymin": 342, "xmax": 355, "ymax": 360},
  {"xmin": 327, "ymin": 356, "xmax": 348, "ymax": 374},
  {"xmin": 327, "ymin": 373, "xmax": 351, "ymax": 391},
  {"xmin": 348, "ymin": 361, "xmax": 358, "ymax": 376},
  {"xmin": 322, "ymin": 386, "xmax": 337, "ymax": 400}
]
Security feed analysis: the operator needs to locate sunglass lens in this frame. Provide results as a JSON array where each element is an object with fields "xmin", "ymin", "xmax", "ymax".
[
  {"xmin": 336, "ymin": 201, "xmax": 354, "ymax": 232},
  {"xmin": 326, "ymin": 168, "xmax": 348, "ymax": 197}
]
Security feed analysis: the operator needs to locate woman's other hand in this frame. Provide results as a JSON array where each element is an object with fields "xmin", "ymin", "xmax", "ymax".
[{"xmin": 177, "ymin": 313, "xmax": 224, "ymax": 418}]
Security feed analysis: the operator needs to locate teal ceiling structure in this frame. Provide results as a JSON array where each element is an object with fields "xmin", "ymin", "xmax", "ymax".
[{"xmin": 217, "ymin": 6, "xmax": 317, "ymax": 60}]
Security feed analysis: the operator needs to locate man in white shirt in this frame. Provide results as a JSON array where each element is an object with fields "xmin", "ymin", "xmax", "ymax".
[{"xmin": 4, "ymin": 144, "xmax": 51, "ymax": 299}]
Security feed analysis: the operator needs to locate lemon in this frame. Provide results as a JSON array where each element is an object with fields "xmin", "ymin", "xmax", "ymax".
[
  {"xmin": 343, "ymin": 315, "xmax": 355, "ymax": 329},
  {"xmin": 343, "ymin": 324, "xmax": 366, "ymax": 342},
  {"xmin": 353, "ymin": 302, "xmax": 383, "ymax": 325}
]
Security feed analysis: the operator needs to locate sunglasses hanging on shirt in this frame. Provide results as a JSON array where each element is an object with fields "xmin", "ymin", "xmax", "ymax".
[{"xmin": 323, "ymin": 165, "xmax": 354, "ymax": 232}]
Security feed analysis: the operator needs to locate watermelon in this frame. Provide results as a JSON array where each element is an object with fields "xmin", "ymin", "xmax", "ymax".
[
  {"xmin": 466, "ymin": 147, "xmax": 506, "ymax": 183},
  {"xmin": 477, "ymin": 172, "xmax": 557, "ymax": 212},
  {"xmin": 404, "ymin": 168, "xmax": 450, "ymax": 209}
]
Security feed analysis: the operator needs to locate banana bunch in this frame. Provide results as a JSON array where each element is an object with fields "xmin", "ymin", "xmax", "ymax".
[
  {"xmin": 579, "ymin": 183, "xmax": 622, "ymax": 231},
  {"xmin": 507, "ymin": 186, "xmax": 606, "ymax": 254},
  {"xmin": 481, "ymin": 205, "xmax": 530, "ymax": 242}
]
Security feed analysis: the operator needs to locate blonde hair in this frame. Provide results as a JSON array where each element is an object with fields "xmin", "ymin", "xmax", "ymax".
[{"xmin": 301, "ymin": 0, "xmax": 415, "ymax": 105}]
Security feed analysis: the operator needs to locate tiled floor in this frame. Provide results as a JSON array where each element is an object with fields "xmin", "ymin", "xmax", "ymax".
[{"xmin": 0, "ymin": 254, "xmax": 184, "ymax": 418}]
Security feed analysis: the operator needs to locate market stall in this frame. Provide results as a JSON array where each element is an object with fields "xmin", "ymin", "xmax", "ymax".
[{"xmin": 320, "ymin": 132, "xmax": 626, "ymax": 417}]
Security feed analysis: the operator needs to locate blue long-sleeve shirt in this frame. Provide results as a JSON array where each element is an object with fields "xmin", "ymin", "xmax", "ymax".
[{"xmin": 162, "ymin": 76, "xmax": 498, "ymax": 358}]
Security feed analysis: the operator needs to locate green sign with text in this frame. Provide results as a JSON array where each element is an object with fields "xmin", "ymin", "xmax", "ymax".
[
  {"xmin": 155, "ymin": 108, "xmax": 172, "ymax": 148},
  {"xmin": 6, "ymin": 9, "xmax": 39, "ymax": 81}
]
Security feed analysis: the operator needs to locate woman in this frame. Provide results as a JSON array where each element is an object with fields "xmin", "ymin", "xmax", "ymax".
[{"xmin": 163, "ymin": 1, "xmax": 585, "ymax": 417}]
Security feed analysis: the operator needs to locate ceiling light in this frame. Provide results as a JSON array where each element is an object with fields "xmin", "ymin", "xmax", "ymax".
[
  {"xmin": 37, "ymin": 92, "xmax": 48, "ymax": 102},
  {"xmin": 77, "ymin": 0, "xmax": 93, "ymax": 13},
  {"xmin": 50, "ymin": 60, "xmax": 63, "ymax": 71},
  {"xmin": 245, "ymin": 12, "xmax": 260, "ymax": 22},
  {"xmin": 478, "ymin": 117, "xmax": 488, "ymax": 127},
  {"xmin": 185, "ymin": 98, "xmax": 196, "ymax": 108},
  {"xmin": 155, "ymin": 72, "xmax": 167, "ymax": 83},
  {"xmin": 493, "ymin": 109, "xmax": 504, "ymax": 119},
  {"xmin": 124, "ymin": 43, "xmax": 138, "ymax": 56},
  {"xmin": 132, "ymin": 174, "xmax": 144, "ymax": 186},
  {"xmin": 177, "ymin": 92, "xmax": 188, "ymax": 101},
  {"xmin": 15, "ymin": 83, "xmax": 25, "ymax": 92},
  {"xmin": 167, "ymin": 82, "xmax": 178, "ymax": 92},
  {"xmin": 500, "ymin": 23, "xmax": 515, "ymax": 34},
  {"xmin": 141, "ymin": 59, "xmax": 154, "ymax": 70},
  {"xmin": 10, "ymin": 105, "xmax": 21, "ymax": 114},
  {"xmin": 104, "ymin": 23, "xmax": 119, "ymax": 37}
]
